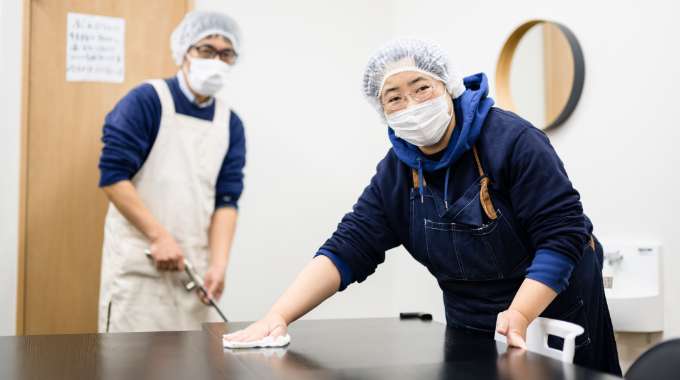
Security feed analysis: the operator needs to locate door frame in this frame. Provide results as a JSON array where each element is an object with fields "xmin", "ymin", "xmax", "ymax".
[{"xmin": 15, "ymin": 0, "xmax": 195, "ymax": 336}]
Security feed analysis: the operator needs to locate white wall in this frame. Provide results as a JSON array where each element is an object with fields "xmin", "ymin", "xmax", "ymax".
[
  {"xmin": 195, "ymin": 0, "xmax": 409, "ymax": 321},
  {"xmin": 0, "ymin": 0, "xmax": 22, "ymax": 336},
  {"xmin": 510, "ymin": 25, "xmax": 546, "ymax": 127}
]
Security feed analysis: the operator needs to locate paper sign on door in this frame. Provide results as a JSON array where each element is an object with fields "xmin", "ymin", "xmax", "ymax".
[{"xmin": 66, "ymin": 12, "xmax": 125, "ymax": 83}]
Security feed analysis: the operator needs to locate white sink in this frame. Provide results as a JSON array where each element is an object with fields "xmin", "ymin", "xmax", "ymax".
[{"xmin": 600, "ymin": 242, "xmax": 663, "ymax": 332}]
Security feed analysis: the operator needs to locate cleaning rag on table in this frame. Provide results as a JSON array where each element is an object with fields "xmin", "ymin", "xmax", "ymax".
[{"xmin": 223, "ymin": 334, "xmax": 291, "ymax": 349}]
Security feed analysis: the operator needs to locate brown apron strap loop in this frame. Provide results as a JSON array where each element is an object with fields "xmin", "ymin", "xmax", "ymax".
[
  {"xmin": 411, "ymin": 168, "xmax": 426, "ymax": 188},
  {"xmin": 473, "ymin": 145, "xmax": 498, "ymax": 220},
  {"xmin": 472, "ymin": 145, "xmax": 485, "ymax": 177},
  {"xmin": 479, "ymin": 177, "xmax": 498, "ymax": 220}
]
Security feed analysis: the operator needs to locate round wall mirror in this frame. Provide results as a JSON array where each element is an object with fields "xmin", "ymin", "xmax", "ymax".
[{"xmin": 495, "ymin": 20, "xmax": 585, "ymax": 130}]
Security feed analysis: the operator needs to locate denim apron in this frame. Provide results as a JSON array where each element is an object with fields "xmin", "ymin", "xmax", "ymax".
[{"xmin": 407, "ymin": 146, "xmax": 621, "ymax": 375}]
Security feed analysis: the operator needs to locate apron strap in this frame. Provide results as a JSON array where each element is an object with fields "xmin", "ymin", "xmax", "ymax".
[
  {"xmin": 411, "ymin": 168, "xmax": 425, "ymax": 188},
  {"xmin": 473, "ymin": 146, "xmax": 498, "ymax": 220},
  {"xmin": 212, "ymin": 98, "xmax": 232, "ymax": 129},
  {"xmin": 146, "ymin": 79, "xmax": 176, "ymax": 118},
  {"xmin": 408, "ymin": 145, "xmax": 497, "ymax": 220},
  {"xmin": 472, "ymin": 146, "xmax": 485, "ymax": 177}
]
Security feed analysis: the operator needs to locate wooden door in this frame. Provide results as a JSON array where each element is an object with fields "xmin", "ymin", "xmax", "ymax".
[{"xmin": 19, "ymin": 0, "xmax": 191, "ymax": 335}]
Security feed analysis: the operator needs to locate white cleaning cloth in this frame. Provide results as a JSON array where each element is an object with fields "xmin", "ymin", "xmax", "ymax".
[{"xmin": 223, "ymin": 334, "xmax": 291, "ymax": 349}]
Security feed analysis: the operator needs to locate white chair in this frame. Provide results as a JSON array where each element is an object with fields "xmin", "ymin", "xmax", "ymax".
[{"xmin": 494, "ymin": 317, "xmax": 584, "ymax": 363}]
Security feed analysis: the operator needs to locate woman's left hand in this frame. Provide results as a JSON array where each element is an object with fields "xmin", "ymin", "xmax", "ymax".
[
  {"xmin": 496, "ymin": 309, "xmax": 530, "ymax": 349},
  {"xmin": 200, "ymin": 265, "xmax": 226, "ymax": 304}
]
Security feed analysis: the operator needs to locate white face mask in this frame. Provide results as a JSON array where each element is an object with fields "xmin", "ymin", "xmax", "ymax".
[
  {"xmin": 385, "ymin": 93, "xmax": 453, "ymax": 147},
  {"xmin": 186, "ymin": 57, "xmax": 232, "ymax": 97}
]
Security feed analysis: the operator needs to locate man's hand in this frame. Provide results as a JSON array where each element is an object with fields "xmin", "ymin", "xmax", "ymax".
[
  {"xmin": 200, "ymin": 265, "xmax": 226, "ymax": 304},
  {"xmin": 496, "ymin": 309, "xmax": 530, "ymax": 349},
  {"xmin": 149, "ymin": 231, "xmax": 185, "ymax": 271}
]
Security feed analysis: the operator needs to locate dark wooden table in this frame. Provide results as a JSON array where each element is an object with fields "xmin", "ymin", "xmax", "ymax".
[{"xmin": 0, "ymin": 318, "xmax": 621, "ymax": 379}]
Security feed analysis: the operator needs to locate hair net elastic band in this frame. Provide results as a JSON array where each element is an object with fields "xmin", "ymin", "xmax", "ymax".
[
  {"xmin": 379, "ymin": 66, "xmax": 466, "ymax": 99},
  {"xmin": 378, "ymin": 67, "xmax": 447, "ymax": 97},
  {"xmin": 449, "ymin": 80, "xmax": 466, "ymax": 98},
  {"xmin": 192, "ymin": 29, "xmax": 239, "ymax": 53}
]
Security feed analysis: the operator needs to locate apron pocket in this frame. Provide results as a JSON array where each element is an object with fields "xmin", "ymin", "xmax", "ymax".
[
  {"xmin": 467, "ymin": 211, "xmax": 530, "ymax": 280},
  {"xmin": 425, "ymin": 219, "xmax": 464, "ymax": 280},
  {"xmin": 425, "ymin": 211, "xmax": 528, "ymax": 281},
  {"xmin": 453, "ymin": 219, "xmax": 503, "ymax": 281},
  {"xmin": 425, "ymin": 218, "xmax": 505, "ymax": 281}
]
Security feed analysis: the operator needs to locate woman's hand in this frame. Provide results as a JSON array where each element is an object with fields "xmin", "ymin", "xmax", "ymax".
[
  {"xmin": 499, "ymin": 278, "xmax": 558, "ymax": 349},
  {"xmin": 225, "ymin": 256, "xmax": 341, "ymax": 343},
  {"xmin": 225, "ymin": 313, "xmax": 288, "ymax": 342},
  {"xmin": 496, "ymin": 309, "xmax": 530, "ymax": 349}
]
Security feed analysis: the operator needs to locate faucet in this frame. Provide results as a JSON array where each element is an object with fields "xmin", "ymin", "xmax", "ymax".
[{"xmin": 605, "ymin": 250, "xmax": 624, "ymax": 265}]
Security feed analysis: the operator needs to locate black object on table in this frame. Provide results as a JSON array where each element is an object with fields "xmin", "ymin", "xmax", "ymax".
[
  {"xmin": 0, "ymin": 318, "xmax": 622, "ymax": 379},
  {"xmin": 399, "ymin": 311, "xmax": 433, "ymax": 321}
]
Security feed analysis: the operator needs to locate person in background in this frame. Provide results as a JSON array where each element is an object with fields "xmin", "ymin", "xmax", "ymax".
[
  {"xmin": 97, "ymin": 10, "xmax": 246, "ymax": 333},
  {"xmin": 225, "ymin": 38, "xmax": 621, "ymax": 376}
]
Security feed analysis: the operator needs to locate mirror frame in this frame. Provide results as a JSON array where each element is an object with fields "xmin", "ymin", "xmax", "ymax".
[{"xmin": 495, "ymin": 20, "xmax": 585, "ymax": 131}]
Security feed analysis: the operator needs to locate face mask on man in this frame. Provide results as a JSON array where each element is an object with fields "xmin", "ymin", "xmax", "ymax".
[
  {"xmin": 186, "ymin": 57, "xmax": 232, "ymax": 96},
  {"xmin": 386, "ymin": 93, "xmax": 452, "ymax": 147}
]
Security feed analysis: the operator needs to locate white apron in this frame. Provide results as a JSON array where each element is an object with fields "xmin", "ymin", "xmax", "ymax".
[{"xmin": 98, "ymin": 80, "xmax": 230, "ymax": 333}]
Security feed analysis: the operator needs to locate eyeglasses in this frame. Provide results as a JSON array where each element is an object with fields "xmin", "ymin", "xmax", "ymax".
[
  {"xmin": 190, "ymin": 44, "xmax": 238, "ymax": 64},
  {"xmin": 381, "ymin": 79, "xmax": 444, "ymax": 114}
]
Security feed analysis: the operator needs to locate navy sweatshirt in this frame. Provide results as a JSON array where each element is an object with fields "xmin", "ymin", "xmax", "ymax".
[
  {"xmin": 98, "ymin": 75, "xmax": 246, "ymax": 209},
  {"xmin": 317, "ymin": 74, "xmax": 590, "ymax": 295}
]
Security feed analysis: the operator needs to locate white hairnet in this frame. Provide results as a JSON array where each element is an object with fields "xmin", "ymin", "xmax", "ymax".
[
  {"xmin": 171, "ymin": 10, "xmax": 242, "ymax": 65},
  {"xmin": 362, "ymin": 38, "xmax": 465, "ymax": 111}
]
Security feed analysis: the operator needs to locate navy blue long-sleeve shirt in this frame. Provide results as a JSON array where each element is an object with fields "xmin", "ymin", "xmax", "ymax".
[
  {"xmin": 98, "ymin": 75, "xmax": 246, "ymax": 209},
  {"xmin": 317, "ymin": 107, "xmax": 590, "ymax": 294}
]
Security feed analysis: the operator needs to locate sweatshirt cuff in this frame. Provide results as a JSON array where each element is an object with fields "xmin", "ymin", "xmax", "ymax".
[
  {"xmin": 98, "ymin": 170, "xmax": 131, "ymax": 187},
  {"xmin": 215, "ymin": 193, "xmax": 239, "ymax": 210},
  {"xmin": 526, "ymin": 249, "xmax": 576, "ymax": 294},
  {"xmin": 315, "ymin": 249, "xmax": 354, "ymax": 291}
]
